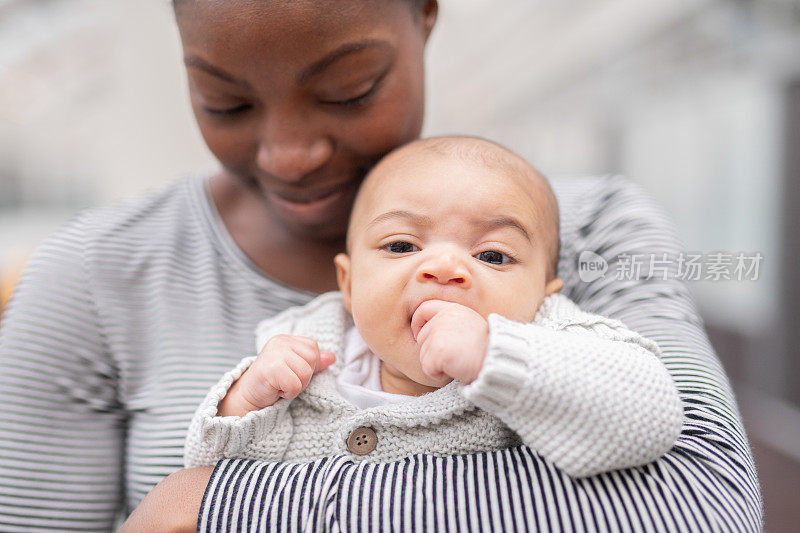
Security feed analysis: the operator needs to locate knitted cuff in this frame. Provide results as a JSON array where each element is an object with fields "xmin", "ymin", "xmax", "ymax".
[
  {"xmin": 190, "ymin": 356, "xmax": 288, "ymax": 461},
  {"xmin": 460, "ymin": 314, "xmax": 543, "ymax": 415},
  {"xmin": 462, "ymin": 311, "xmax": 683, "ymax": 478}
]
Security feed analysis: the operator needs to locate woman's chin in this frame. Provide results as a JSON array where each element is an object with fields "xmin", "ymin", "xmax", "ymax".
[{"xmin": 268, "ymin": 192, "xmax": 356, "ymax": 242}]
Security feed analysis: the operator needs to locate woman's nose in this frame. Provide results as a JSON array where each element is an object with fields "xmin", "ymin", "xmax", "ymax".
[
  {"xmin": 255, "ymin": 115, "xmax": 333, "ymax": 183},
  {"xmin": 416, "ymin": 253, "xmax": 472, "ymax": 288}
]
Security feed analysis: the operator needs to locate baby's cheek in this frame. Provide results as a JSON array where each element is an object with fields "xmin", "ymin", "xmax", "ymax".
[
  {"xmin": 350, "ymin": 286, "xmax": 391, "ymax": 325},
  {"xmin": 486, "ymin": 286, "xmax": 543, "ymax": 323},
  {"xmin": 349, "ymin": 289, "xmax": 397, "ymax": 343}
]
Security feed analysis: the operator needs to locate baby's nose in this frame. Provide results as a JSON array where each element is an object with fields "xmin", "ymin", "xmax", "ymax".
[{"xmin": 416, "ymin": 253, "xmax": 472, "ymax": 288}]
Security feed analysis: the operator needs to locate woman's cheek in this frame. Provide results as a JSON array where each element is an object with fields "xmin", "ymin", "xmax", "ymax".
[
  {"xmin": 343, "ymin": 108, "xmax": 421, "ymax": 159},
  {"xmin": 341, "ymin": 76, "xmax": 424, "ymax": 155},
  {"xmin": 199, "ymin": 124, "xmax": 254, "ymax": 172}
]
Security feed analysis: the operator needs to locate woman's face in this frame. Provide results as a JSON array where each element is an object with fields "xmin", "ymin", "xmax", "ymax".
[{"xmin": 176, "ymin": 0, "xmax": 437, "ymax": 240}]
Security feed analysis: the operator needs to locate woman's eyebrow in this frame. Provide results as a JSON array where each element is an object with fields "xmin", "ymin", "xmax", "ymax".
[
  {"xmin": 298, "ymin": 39, "xmax": 390, "ymax": 84},
  {"xmin": 184, "ymin": 56, "xmax": 251, "ymax": 88}
]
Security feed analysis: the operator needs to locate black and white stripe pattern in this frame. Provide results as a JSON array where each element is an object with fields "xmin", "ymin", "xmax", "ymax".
[
  {"xmin": 198, "ymin": 176, "xmax": 763, "ymax": 532},
  {"xmin": 0, "ymin": 175, "xmax": 762, "ymax": 531},
  {"xmin": 0, "ymin": 177, "xmax": 316, "ymax": 531}
]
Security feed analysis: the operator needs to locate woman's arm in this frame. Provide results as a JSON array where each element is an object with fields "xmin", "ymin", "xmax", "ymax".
[
  {"xmin": 146, "ymin": 176, "xmax": 762, "ymax": 531},
  {"xmin": 120, "ymin": 467, "xmax": 213, "ymax": 533},
  {"xmin": 0, "ymin": 220, "xmax": 125, "ymax": 531},
  {"xmin": 460, "ymin": 298, "xmax": 684, "ymax": 477}
]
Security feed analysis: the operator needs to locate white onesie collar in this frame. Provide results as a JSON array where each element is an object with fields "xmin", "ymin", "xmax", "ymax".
[{"xmin": 336, "ymin": 326, "xmax": 414, "ymax": 409}]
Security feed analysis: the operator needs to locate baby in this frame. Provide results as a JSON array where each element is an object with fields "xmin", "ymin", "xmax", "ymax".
[{"xmin": 184, "ymin": 136, "xmax": 683, "ymax": 477}]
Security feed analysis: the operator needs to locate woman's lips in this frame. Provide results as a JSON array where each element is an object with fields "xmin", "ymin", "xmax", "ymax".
[{"xmin": 266, "ymin": 183, "xmax": 356, "ymax": 225}]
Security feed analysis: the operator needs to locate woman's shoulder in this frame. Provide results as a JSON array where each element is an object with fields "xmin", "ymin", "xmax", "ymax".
[
  {"xmin": 550, "ymin": 174, "xmax": 664, "ymax": 222},
  {"xmin": 24, "ymin": 176, "xmax": 210, "ymax": 288},
  {"xmin": 550, "ymin": 175, "xmax": 683, "ymax": 305},
  {"xmin": 63, "ymin": 176, "xmax": 203, "ymax": 243},
  {"xmin": 551, "ymin": 174, "xmax": 678, "ymax": 247},
  {"xmin": 35, "ymin": 177, "xmax": 206, "ymax": 260}
]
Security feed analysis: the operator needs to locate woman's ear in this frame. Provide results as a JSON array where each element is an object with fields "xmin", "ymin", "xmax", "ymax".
[
  {"xmin": 420, "ymin": 0, "xmax": 438, "ymax": 40},
  {"xmin": 545, "ymin": 277, "xmax": 564, "ymax": 296},
  {"xmin": 334, "ymin": 253, "xmax": 352, "ymax": 313}
]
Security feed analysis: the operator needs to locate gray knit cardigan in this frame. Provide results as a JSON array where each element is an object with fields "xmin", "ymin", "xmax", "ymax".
[{"xmin": 184, "ymin": 291, "xmax": 683, "ymax": 478}]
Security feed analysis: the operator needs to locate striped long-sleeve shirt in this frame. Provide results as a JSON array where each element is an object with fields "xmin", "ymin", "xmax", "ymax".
[{"xmin": 0, "ymin": 175, "xmax": 762, "ymax": 531}]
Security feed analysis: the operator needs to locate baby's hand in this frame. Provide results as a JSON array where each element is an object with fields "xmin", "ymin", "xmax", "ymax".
[
  {"xmin": 217, "ymin": 335, "xmax": 336, "ymax": 417},
  {"xmin": 410, "ymin": 300, "xmax": 489, "ymax": 384}
]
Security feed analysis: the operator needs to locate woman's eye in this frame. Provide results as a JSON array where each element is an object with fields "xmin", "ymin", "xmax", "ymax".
[
  {"xmin": 475, "ymin": 250, "xmax": 513, "ymax": 265},
  {"xmin": 203, "ymin": 104, "xmax": 251, "ymax": 117},
  {"xmin": 382, "ymin": 241, "xmax": 419, "ymax": 254},
  {"xmin": 323, "ymin": 82, "xmax": 379, "ymax": 109}
]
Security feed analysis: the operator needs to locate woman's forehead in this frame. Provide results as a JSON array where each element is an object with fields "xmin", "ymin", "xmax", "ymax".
[
  {"xmin": 176, "ymin": 0, "xmax": 407, "ymax": 36},
  {"xmin": 176, "ymin": 0, "xmax": 416, "ymax": 79}
]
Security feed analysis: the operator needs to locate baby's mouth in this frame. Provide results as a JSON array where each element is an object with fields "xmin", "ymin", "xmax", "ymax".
[{"xmin": 408, "ymin": 298, "xmax": 443, "ymax": 342}]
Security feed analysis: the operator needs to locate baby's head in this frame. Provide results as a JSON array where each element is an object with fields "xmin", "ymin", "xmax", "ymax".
[{"xmin": 334, "ymin": 136, "xmax": 562, "ymax": 392}]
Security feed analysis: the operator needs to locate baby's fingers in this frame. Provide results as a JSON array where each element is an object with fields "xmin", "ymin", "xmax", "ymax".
[
  {"xmin": 317, "ymin": 351, "xmax": 336, "ymax": 372},
  {"xmin": 287, "ymin": 336, "xmax": 324, "ymax": 366},
  {"xmin": 282, "ymin": 352, "xmax": 316, "ymax": 391},
  {"xmin": 411, "ymin": 299, "xmax": 451, "ymax": 342},
  {"xmin": 271, "ymin": 364, "xmax": 304, "ymax": 400},
  {"xmin": 417, "ymin": 324, "xmax": 457, "ymax": 379},
  {"xmin": 262, "ymin": 335, "xmax": 319, "ymax": 361},
  {"xmin": 290, "ymin": 339, "xmax": 335, "ymax": 374},
  {"xmin": 290, "ymin": 335, "xmax": 321, "ymax": 352}
]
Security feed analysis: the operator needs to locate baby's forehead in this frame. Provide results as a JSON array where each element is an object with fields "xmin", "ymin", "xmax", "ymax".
[
  {"xmin": 359, "ymin": 141, "xmax": 549, "ymax": 213},
  {"xmin": 350, "ymin": 142, "xmax": 555, "ymax": 243}
]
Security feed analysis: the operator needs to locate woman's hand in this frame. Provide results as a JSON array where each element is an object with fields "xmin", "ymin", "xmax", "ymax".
[{"xmin": 120, "ymin": 466, "xmax": 214, "ymax": 533}]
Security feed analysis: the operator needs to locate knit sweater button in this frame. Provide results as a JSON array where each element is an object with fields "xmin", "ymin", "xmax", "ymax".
[{"xmin": 346, "ymin": 427, "xmax": 377, "ymax": 455}]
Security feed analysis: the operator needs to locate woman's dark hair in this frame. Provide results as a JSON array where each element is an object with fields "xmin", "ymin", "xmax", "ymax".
[
  {"xmin": 173, "ymin": 0, "xmax": 427, "ymax": 9},
  {"xmin": 172, "ymin": 0, "xmax": 432, "ymax": 25}
]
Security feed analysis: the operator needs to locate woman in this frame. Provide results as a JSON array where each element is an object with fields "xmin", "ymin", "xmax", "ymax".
[{"xmin": 0, "ymin": 0, "xmax": 761, "ymax": 531}]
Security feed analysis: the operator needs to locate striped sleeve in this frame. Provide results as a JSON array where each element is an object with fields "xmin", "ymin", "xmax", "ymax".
[
  {"xmin": 0, "ymin": 216, "xmax": 125, "ymax": 532},
  {"xmin": 197, "ymin": 176, "xmax": 763, "ymax": 532}
]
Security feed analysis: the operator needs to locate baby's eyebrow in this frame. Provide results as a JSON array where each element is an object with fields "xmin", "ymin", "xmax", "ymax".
[
  {"xmin": 474, "ymin": 217, "xmax": 531, "ymax": 242},
  {"xmin": 367, "ymin": 210, "xmax": 434, "ymax": 230},
  {"xmin": 480, "ymin": 217, "xmax": 531, "ymax": 243},
  {"xmin": 366, "ymin": 211, "xmax": 531, "ymax": 243}
]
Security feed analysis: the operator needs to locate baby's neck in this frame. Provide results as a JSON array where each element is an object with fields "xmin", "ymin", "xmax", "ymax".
[{"xmin": 379, "ymin": 361, "xmax": 440, "ymax": 396}]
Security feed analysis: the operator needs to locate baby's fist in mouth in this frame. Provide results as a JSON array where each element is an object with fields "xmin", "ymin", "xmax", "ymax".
[{"xmin": 411, "ymin": 300, "xmax": 489, "ymax": 384}]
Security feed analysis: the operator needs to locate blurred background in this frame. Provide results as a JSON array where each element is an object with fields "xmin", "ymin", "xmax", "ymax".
[{"xmin": 0, "ymin": 0, "xmax": 798, "ymax": 529}]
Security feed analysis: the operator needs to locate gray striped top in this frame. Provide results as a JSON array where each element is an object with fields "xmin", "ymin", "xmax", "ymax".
[{"xmin": 0, "ymin": 175, "xmax": 762, "ymax": 531}]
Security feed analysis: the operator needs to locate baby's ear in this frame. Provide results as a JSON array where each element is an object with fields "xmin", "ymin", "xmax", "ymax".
[
  {"xmin": 334, "ymin": 253, "xmax": 352, "ymax": 312},
  {"xmin": 545, "ymin": 277, "xmax": 563, "ymax": 296}
]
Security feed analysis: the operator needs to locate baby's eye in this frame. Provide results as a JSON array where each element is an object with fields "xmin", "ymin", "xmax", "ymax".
[
  {"xmin": 382, "ymin": 241, "xmax": 420, "ymax": 254},
  {"xmin": 474, "ymin": 250, "xmax": 514, "ymax": 265}
]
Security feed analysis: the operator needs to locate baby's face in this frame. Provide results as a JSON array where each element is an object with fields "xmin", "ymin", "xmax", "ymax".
[{"xmin": 335, "ymin": 143, "xmax": 561, "ymax": 389}]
